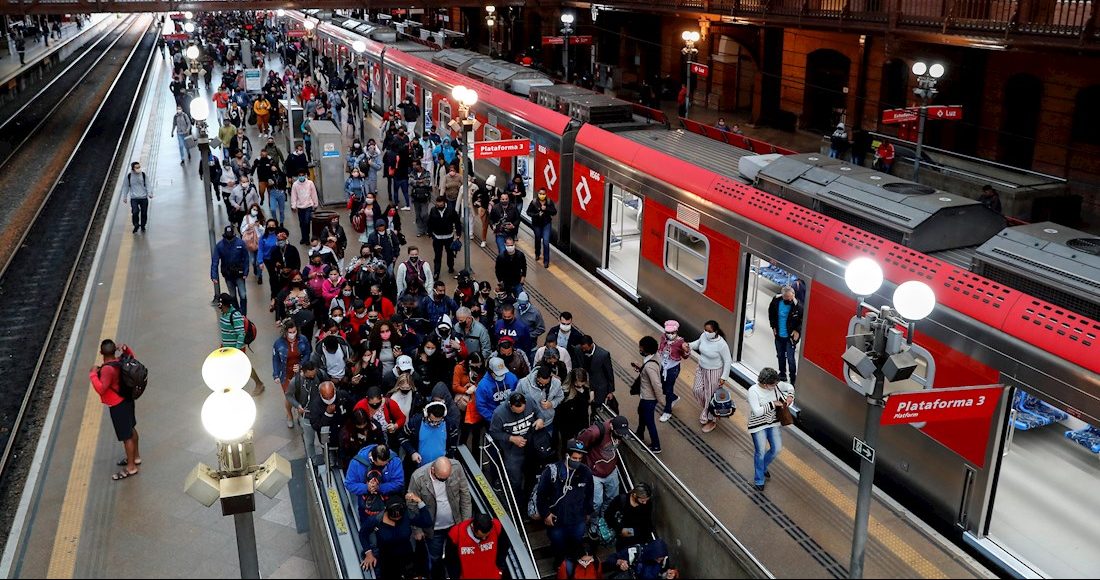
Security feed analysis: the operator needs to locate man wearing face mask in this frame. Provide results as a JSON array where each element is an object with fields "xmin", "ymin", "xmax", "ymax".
[
  {"xmin": 408, "ymin": 456, "xmax": 472, "ymax": 580},
  {"xmin": 367, "ymin": 220, "xmax": 403, "ymax": 268},
  {"xmin": 263, "ymin": 135, "xmax": 285, "ymax": 168},
  {"xmin": 312, "ymin": 334, "xmax": 352, "ymax": 387},
  {"xmin": 307, "ymin": 381, "xmax": 352, "ymax": 465},
  {"xmin": 401, "ymin": 401, "xmax": 460, "ymax": 470},
  {"xmin": 263, "ymin": 228, "xmax": 301, "ymax": 300},
  {"xmin": 454, "ymin": 306, "xmax": 492, "ymax": 360},
  {"xmin": 514, "ymin": 292, "xmax": 546, "ymax": 348},
  {"xmin": 420, "ymin": 281, "xmax": 458, "ymax": 328},
  {"xmin": 425, "ymin": 195, "xmax": 461, "ymax": 275},
  {"xmin": 229, "ymin": 175, "xmax": 260, "ymax": 226},
  {"xmin": 573, "ymin": 335, "xmax": 616, "ymax": 416},
  {"xmin": 489, "ymin": 391, "xmax": 544, "ymax": 506},
  {"xmin": 494, "ymin": 237, "xmax": 527, "ymax": 297},
  {"xmin": 488, "ymin": 192, "xmax": 522, "ymax": 254},
  {"xmin": 493, "ymin": 304, "xmax": 533, "ymax": 360},
  {"xmin": 212, "ymin": 227, "xmax": 251, "ymax": 315},
  {"xmin": 285, "ymin": 144, "xmax": 309, "ymax": 179},
  {"xmin": 358, "ymin": 495, "xmax": 431, "ymax": 578},
  {"xmin": 290, "ymin": 170, "xmax": 319, "ymax": 245},
  {"xmin": 515, "ymin": 365, "xmax": 564, "ymax": 436},
  {"xmin": 396, "ymin": 246, "xmax": 433, "ymax": 298},
  {"xmin": 169, "ymin": 105, "xmax": 193, "ymax": 166},
  {"xmin": 526, "ymin": 188, "xmax": 557, "ymax": 268},
  {"xmin": 547, "ymin": 312, "xmax": 584, "ymax": 351},
  {"xmin": 768, "ymin": 285, "xmax": 804, "ymax": 384},
  {"xmin": 535, "ymin": 439, "xmax": 594, "ymax": 569},
  {"xmin": 253, "ymin": 149, "xmax": 275, "ymax": 202},
  {"xmin": 409, "ymin": 160, "xmax": 433, "ymax": 237},
  {"xmin": 120, "ymin": 161, "xmax": 153, "ymax": 234}
]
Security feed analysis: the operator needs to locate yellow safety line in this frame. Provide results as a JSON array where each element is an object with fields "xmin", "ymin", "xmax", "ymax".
[
  {"xmin": 46, "ymin": 221, "xmax": 134, "ymax": 578},
  {"xmin": 530, "ymin": 242, "xmax": 947, "ymax": 578}
]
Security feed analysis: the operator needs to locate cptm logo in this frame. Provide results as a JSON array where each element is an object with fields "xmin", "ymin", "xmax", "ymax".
[
  {"xmin": 576, "ymin": 176, "xmax": 592, "ymax": 210},
  {"xmin": 543, "ymin": 159, "xmax": 557, "ymax": 190}
]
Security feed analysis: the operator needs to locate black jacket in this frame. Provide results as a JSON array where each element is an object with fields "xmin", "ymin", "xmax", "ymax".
[
  {"xmin": 495, "ymin": 250, "xmax": 528, "ymax": 288},
  {"xmin": 285, "ymin": 152, "xmax": 308, "ymax": 178},
  {"xmin": 426, "ymin": 205, "xmax": 461, "ymax": 237},
  {"xmin": 254, "ymin": 155, "xmax": 276, "ymax": 181},
  {"xmin": 545, "ymin": 325, "xmax": 584, "ymax": 350},
  {"xmin": 525, "ymin": 198, "xmax": 557, "ymax": 227},
  {"xmin": 489, "ymin": 202, "xmax": 521, "ymax": 236},
  {"xmin": 307, "ymin": 387, "xmax": 354, "ymax": 443},
  {"xmin": 572, "ymin": 345, "xmax": 615, "ymax": 405},
  {"xmin": 767, "ymin": 295, "xmax": 804, "ymax": 336},
  {"xmin": 605, "ymin": 492, "xmax": 655, "ymax": 549}
]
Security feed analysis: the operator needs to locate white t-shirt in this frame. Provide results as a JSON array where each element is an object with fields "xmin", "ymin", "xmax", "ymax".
[{"xmin": 432, "ymin": 476, "xmax": 454, "ymax": 530}]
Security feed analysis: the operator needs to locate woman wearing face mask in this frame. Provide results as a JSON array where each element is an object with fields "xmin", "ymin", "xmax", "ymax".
[
  {"xmin": 475, "ymin": 175, "xmax": 495, "ymax": 248},
  {"xmin": 415, "ymin": 337, "xmax": 450, "ymax": 398},
  {"xmin": 367, "ymin": 321, "xmax": 401, "ymax": 379},
  {"xmin": 273, "ymin": 319, "xmax": 312, "ymax": 428},
  {"xmin": 442, "ymin": 163, "xmax": 462, "ymax": 210},
  {"xmin": 748, "ymin": 367, "xmax": 794, "ymax": 491},
  {"xmin": 452, "ymin": 352, "xmax": 485, "ymax": 445},
  {"xmin": 290, "ymin": 170, "xmax": 319, "ymax": 245},
  {"xmin": 357, "ymin": 193, "xmax": 383, "ymax": 244},
  {"xmin": 475, "ymin": 280, "xmax": 498, "ymax": 328},
  {"xmin": 525, "ymin": 188, "xmax": 558, "ymax": 268},
  {"xmin": 346, "ymin": 141, "xmax": 366, "ymax": 175},
  {"xmin": 240, "ymin": 204, "xmax": 267, "ymax": 283},
  {"xmin": 321, "ymin": 217, "xmax": 348, "ymax": 261},
  {"xmin": 383, "ymin": 204, "xmax": 403, "ymax": 237},
  {"xmin": 555, "ymin": 369, "xmax": 592, "ymax": 454},
  {"xmin": 321, "ymin": 269, "xmax": 347, "ymax": 306},
  {"xmin": 267, "ymin": 166, "xmax": 288, "ymax": 226},
  {"xmin": 257, "ymin": 219, "xmax": 281, "ymax": 287},
  {"xmin": 329, "ymin": 283, "xmax": 356, "ymax": 317},
  {"xmin": 276, "ymin": 274, "xmax": 316, "ymax": 340},
  {"xmin": 346, "ymin": 168, "xmax": 366, "ymax": 214},
  {"xmin": 338, "ymin": 409, "xmax": 385, "ymax": 471},
  {"xmin": 688, "ymin": 320, "xmax": 733, "ymax": 433},
  {"xmin": 657, "ymin": 320, "xmax": 691, "ymax": 423},
  {"xmin": 364, "ymin": 140, "xmax": 383, "ymax": 195}
]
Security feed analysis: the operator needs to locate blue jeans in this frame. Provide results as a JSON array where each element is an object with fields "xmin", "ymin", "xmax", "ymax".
[
  {"xmin": 546, "ymin": 519, "xmax": 585, "ymax": 566},
  {"xmin": 828, "ymin": 147, "xmax": 840, "ymax": 159},
  {"xmin": 247, "ymin": 249, "xmax": 262, "ymax": 276},
  {"xmin": 637, "ymin": 399, "xmax": 660, "ymax": 449},
  {"xmin": 296, "ymin": 207, "xmax": 313, "ymax": 243},
  {"xmin": 176, "ymin": 133, "xmax": 188, "ymax": 161},
  {"xmin": 591, "ymin": 467, "xmax": 620, "ymax": 518},
  {"xmin": 224, "ymin": 276, "xmax": 248, "ymax": 315},
  {"xmin": 532, "ymin": 224, "xmax": 551, "ymax": 265},
  {"xmin": 774, "ymin": 336, "xmax": 797, "ymax": 383},
  {"xmin": 661, "ymin": 364, "xmax": 680, "ymax": 408},
  {"xmin": 393, "ymin": 179, "xmax": 410, "ymax": 207},
  {"xmin": 495, "ymin": 234, "xmax": 509, "ymax": 255},
  {"xmin": 751, "ymin": 426, "xmax": 782, "ymax": 485},
  {"xmin": 268, "ymin": 189, "xmax": 286, "ymax": 224},
  {"xmin": 426, "ymin": 528, "xmax": 451, "ymax": 580}
]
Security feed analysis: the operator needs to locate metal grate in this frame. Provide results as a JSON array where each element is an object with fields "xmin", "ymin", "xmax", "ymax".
[
  {"xmin": 821, "ymin": 205, "xmax": 904, "ymax": 244},
  {"xmin": 882, "ymin": 182, "xmax": 936, "ymax": 196},
  {"xmin": 1067, "ymin": 238, "xmax": 1100, "ymax": 256},
  {"xmin": 978, "ymin": 262, "xmax": 1100, "ymax": 320}
]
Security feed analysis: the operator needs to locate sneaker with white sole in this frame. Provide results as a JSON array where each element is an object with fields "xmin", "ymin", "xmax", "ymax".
[
  {"xmin": 659, "ymin": 412, "xmax": 672, "ymax": 423},
  {"xmin": 479, "ymin": 241, "xmax": 486, "ymax": 248}
]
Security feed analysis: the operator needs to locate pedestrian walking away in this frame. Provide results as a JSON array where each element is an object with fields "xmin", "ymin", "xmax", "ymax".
[
  {"xmin": 768, "ymin": 285, "xmax": 803, "ymax": 384},
  {"xmin": 216, "ymin": 293, "xmax": 265, "ymax": 396},
  {"xmin": 120, "ymin": 161, "xmax": 153, "ymax": 233},
  {"xmin": 169, "ymin": 105, "xmax": 193, "ymax": 165},
  {"xmin": 631, "ymin": 336, "xmax": 664, "ymax": 453}
]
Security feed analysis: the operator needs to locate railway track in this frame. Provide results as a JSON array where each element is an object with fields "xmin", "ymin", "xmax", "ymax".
[{"xmin": 0, "ymin": 15, "xmax": 156, "ymax": 485}]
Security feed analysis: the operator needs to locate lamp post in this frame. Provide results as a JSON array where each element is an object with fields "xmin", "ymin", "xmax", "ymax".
[
  {"xmin": 185, "ymin": 349, "xmax": 291, "ymax": 580},
  {"xmin": 681, "ymin": 30, "xmax": 700, "ymax": 120},
  {"xmin": 842, "ymin": 258, "xmax": 936, "ymax": 579},
  {"xmin": 485, "ymin": 6, "xmax": 496, "ymax": 56},
  {"xmin": 190, "ymin": 96, "xmax": 220, "ymax": 301},
  {"xmin": 352, "ymin": 40, "xmax": 367, "ymax": 142},
  {"xmin": 910, "ymin": 61, "xmax": 944, "ymax": 181},
  {"xmin": 559, "ymin": 13, "xmax": 574, "ymax": 83},
  {"xmin": 303, "ymin": 19, "xmax": 316, "ymax": 85},
  {"xmin": 449, "ymin": 85, "xmax": 479, "ymax": 275}
]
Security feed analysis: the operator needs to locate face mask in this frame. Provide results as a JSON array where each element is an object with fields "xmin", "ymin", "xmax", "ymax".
[
  {"xmin": 368, "ymin": 401, "xmax": 381, "ymax": 409},
  {"xmin": 250, "ymin": 209, "xmax": 258, "ymax": 217},
  {"xmin": 665, "ymin": 332, "xmax": 676, "ymax": 339},
  {"xmin": 560, "ymin": 323, "xmax": 572, "ymax": 332},
  {"xmin": 424, "ymin": 347, "xmax": 437, "ymax": 356},
  {"xmin": 277, "ymin": 240, "xmax": 287, "ymax": 247},
  {"xmin": 287, "ymin": 331, "xmax": 297, "ymax": 339},
  {"xmin": 438, "ymin": 328, "xmax": 450, "ymax": 337},
  {"xmin": 380, "ymin": 330, "xmax": 392, "ymax": 340},
  {"xmin": 506, "ymin": 246, "xmax": 515, "ymax": 254},
  {"xmin": 298, "ymin": 176, "xmax": 306, "ymax": 182},
  {"xmin": 321, "ymin": 394, "xmax": 336, "ymax": 405},
  {"xmin": 332, "ymin": 316, "xmax": 343, "ymax": 323},
  {"xmin": 538, "ymin": 194, "xmax": 547, "ymax": 201},
  {"xmin": 704, "ymin": 331, "xmax": 717, "ymax": 340},
  {"xmin": 567, "ymin": 459, "xmax": 582, "ymax": 469},
  {"xmin": 409, "ymin": 256, "xmax": 419, "ymax": 263}
]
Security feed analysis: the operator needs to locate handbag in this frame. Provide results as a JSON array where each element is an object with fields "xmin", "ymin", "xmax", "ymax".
[
  {"xmin": 449, "ymin": 238, "xmax": 462, "ymax": 253},
  {"xmin": 184, "ymin": 135, "xmax": 197, "ymax": 149},
  {"xmin": 453, "ymin": 393, "xmax": 470, "ymax": 413},
  {"xmin": 775, "ymin": 386, "xmax": 795, "ymax": 426}
]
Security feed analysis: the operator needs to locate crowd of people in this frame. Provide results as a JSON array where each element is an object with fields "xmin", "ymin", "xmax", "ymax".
[{"xmin": 91, "ymin": 10, "xmax": 811, "ymax": 579}]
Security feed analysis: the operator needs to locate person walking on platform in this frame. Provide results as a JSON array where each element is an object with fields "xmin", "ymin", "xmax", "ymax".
[
  {"xmin": 447, "ymin": 513, "xmax": 510, "ymax": 580},
  {"xmin": 120, "ymin": 161, "xmax": 153, "ymax": 234},
  {"xmin": 410, "ymin": 160, "xmax": 433, "ymax": 237},
  {"xmin": 631, "ymin": 336, "xmax": 664, "ymax": 453},
  {"xmin": 169, "ymin": 104, "xmax": 193, "ymax": 166},
  {"xmin": 212, "ymin": 226, "xmax": 252, "ymax": 315},
  {"xmin": 216, "ymin": 293, "xmax": 265, "ymax": 396},
  {"xmin": 573, "ymin": 335, "xmax": 615, "ymax": 416},
  {"xmin": 536, "ymin": 438, "xmax": 594, "ymax": 569},
  {"xmin": 688, "ymin": 320, "xmax": 732, "ymax": 434},
  {"xmin": 290, "ymin": 170, "xmax": 319, "ymax": 245},
  {"xmin": 253, "ymin": 94, "xmax": 272, "ymax": 134},
  {"xmin": 748, "ymin": 367, "xmax": 795, "ymax": 491},
  {"xmin": 218, "ymin": 118, "xmax": 237, "ymax": 165},
  {"xmin": 768, "ymin": 285, "xmax": 803, "ymax": 384},
  {"xmin": 526, "ymin": 188, "xmax": 557, "ymax": 268},
  {"xmin": 427, "ymin": 195, "xmax": 461, "ymax": 276},
  {"xmin": 273, "ymin": 319, "xmax": 311, "ymax": 428},
  {"xmin": 15, "ymin": 35, "xmax": 26, "ymax": 65},
  {"xmin": 408, "ymin": 457, "xmax": 473, "ymax": 580},
  {"xmin": 494, "ymin": 237, "xmax": 527, "ymax": 297},
  {"xmin": 90, "ymin": 339, "xmax": 142, "ymax": 481},
  {"xmin": 657, "ymin": 320, "xmax": 690, "ymax": 423},
  {"xmin": 264, "ymin": 227, "xmax": 300, "ymax": 300},
  {"xmin": 488, "ymin": 192, "xmax": 521, "ymax": 254}
]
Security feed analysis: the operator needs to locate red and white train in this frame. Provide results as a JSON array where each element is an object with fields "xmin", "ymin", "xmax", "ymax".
[{"xmin": 289, "ymin": 12, "xmax": 1099, "ymax": 576}]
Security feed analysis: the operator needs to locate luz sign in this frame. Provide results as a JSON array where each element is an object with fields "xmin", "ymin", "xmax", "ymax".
[{"xmin": 880, "ymin": 385, "xmax": 1003, "ymax": 426}]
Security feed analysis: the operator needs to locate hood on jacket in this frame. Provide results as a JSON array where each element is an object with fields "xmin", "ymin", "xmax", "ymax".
[{"xmin": 640, "ymin": 539, "xmax": 669, "ymax": 563}]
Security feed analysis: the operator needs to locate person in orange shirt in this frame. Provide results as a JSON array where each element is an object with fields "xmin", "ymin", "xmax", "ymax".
[
  {"xmin": 875, "ymin": 141, "xmax": 896, "ymax": 174},
  {"xmin": 299, "ymin": 79, "xmax": 317, "ymax": 105},
  {"xmin": 89, "ymin": 339, "xmax": 142, "ymax": 481},
  {"xmin": 212, "ymin": 85, "xmax": 230, "ymax": 122},
  {"xmin": 253, "ymin": 94, "xmax": 272, "ymax": 134}
]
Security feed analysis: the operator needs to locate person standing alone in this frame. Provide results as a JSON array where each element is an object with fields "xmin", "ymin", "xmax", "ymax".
[
  {"xmin": 768, "ymin": 285, "xmax": 802, "ymax": 384},
  {"xmin": 90, "ymin": 339, "xmax": 142, "ymax": 481},
  {"xmin": 121, "ymin": 161, "xmax": 153, "ymax": 234},
  {"xmin": 169, "ymin": 104, "xmax": 193, "ymax": 166}
]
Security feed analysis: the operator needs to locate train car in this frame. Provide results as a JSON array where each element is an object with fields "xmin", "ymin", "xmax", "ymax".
[{"xmin": 287, "ymin": 14, "xmax": 1100, "ymax": 576}]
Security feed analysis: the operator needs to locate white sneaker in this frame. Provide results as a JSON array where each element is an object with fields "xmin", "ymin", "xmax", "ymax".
[
  {"xmin": 401, "ymin": 206, "xmax": 411, "ymax": 211},
  {"xmin": 479, "ymin": 241, "xmax": 486, "ymax": 248},
  {"xmin": 659, "ymin": 412, "xmax": 672, "ymax": 423}
]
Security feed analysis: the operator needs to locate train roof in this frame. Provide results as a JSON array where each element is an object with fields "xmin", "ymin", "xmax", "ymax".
[{"xmin": 616, "ymin": 128, "xmax": 752, "ymax": 183}]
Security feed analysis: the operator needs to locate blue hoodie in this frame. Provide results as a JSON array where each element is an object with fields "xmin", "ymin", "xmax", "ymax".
[
  {"xmin": 604, "ymin": 539, "xmax": 671, "ymax": 580},
  {"xmin": 476, "ymin": 371, "xmax": 518, "ymax": 422},
  {"xmin": 345, "ymin": 444, "xmax": 405, "ymax": 499}
]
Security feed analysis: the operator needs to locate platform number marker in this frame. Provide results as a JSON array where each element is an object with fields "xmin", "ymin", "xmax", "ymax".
[
  {"xmin": 543, "ymin": 159, "xmax": 557, "ymax": 190},
  {"xmin": 853, "ymin": 437, "xmax": 875, "ymax": 464},
  {"xmin": 575, "ymin": 176, "xmax": 592, "ymax": 211}
]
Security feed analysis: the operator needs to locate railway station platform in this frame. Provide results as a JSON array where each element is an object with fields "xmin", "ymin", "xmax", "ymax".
[
  {"xmin": 1, "ymin": 39, "xmax": 992, "ymax": 580},
  {"xmin": 0, "ymin": 14, "xmax": 110, "ymax": 86}
]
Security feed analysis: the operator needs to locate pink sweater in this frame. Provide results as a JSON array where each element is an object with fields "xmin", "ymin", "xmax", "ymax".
[{"xmin": 290, "ymin": 179, "xmax": 318, "ymax": 209}]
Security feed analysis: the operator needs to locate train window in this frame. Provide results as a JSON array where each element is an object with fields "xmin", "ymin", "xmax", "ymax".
[
  {"xmin": 438, "ymin": 100, "xmax": 452, "ymax": 136},
  {"xmin": 664, "ymin": 221, "xmax": 709, "ymax": 291},
  {"xmin": 483, "ymin": 125, "xmax": 502, "ymax": 166},
  {"xmin": 845, "ymin": 317, "xmax": 936, "ymax": 396}
]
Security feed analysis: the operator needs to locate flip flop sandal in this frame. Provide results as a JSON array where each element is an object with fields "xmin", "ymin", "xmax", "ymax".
[
  {"xmin": 112, "ymin": 469, "xmax": 139, "ymax": 481},
  {"xmin": 116, "ymin": 458, "xmax": 143, "ymax": 467}
]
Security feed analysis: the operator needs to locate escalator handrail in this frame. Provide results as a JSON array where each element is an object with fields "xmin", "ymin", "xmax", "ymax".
[
  {"xmin": 594, "ymin": 405, "xmax": 659, "ymax": 544},
  {"xmin": 478, "ymin": 436, "xmax": 539, "ymax": 568}
]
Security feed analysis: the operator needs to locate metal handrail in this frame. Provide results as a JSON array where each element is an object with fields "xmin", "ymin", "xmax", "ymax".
[
  {"xmin": 595, "ymin": 405, "xmax": 659, "ymax": 544},
  {"xmin": 865, "ymin": 131, "xmax": 1068, "ymax": 184},
  {"xmin": 479, "ymin": 437, "xmax": 539, "ymax": 567}
]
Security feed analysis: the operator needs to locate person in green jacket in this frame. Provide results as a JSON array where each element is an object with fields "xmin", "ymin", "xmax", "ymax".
[
  {"xmin": 216, "ymin": 293, "xmax": 266, "ymax": 396},
  {"xmin": 218, "ymin": 118, "xmax": 237, "ymax": 166}
]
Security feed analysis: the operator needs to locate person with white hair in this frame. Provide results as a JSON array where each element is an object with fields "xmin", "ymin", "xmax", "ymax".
[
  {"xmin": 829, "ymin": 121, "xmax": 849, "ymax": 159},
  {"xmin": 476, "ymin": 174, "xmax": 498, "ymax": 248}
]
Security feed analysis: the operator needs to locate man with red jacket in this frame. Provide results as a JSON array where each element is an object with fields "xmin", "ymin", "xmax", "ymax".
[
  {"xmin": 89, "ymin": 339, "xmax": 142, "ymax": 481},
  {"xmin": 446, "ymin": 513, "xmax": 510, "ymax": 579}
]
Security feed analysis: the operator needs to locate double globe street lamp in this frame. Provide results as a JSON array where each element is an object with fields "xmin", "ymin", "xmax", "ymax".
[
  {"xmin": 841, "ymin": 257, "xmax": 936, "ymax": 579},
  {"xmin": 448, "ymin": 85, "xmax": 480, "ymax": 276},
  {"xmin": 681, "ymin": 30, "xmax": 701, "ymax": 120},
  {"xmin": 910, "ymin": 61, "xmax": 945, "ymax": 180},
  {"xmin": 559, "ymin": 13, "xmax": 575, "ymax": 83}
]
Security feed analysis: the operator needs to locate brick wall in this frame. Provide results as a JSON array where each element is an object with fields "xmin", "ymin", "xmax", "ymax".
[{"xmin": 779, "ymin": 29, "xmax": 862, "ymax": 128}]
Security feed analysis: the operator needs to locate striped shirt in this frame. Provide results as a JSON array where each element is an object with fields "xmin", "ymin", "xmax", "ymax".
[
  {"xmin": 747, "ymin": 382, "xmax": 794, "ymax": 433},
  {"xmin": 219, "ymin": 308, "xmax": 246, "ymax": 349}
]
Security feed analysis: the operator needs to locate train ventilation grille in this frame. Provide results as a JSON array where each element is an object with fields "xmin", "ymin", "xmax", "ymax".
[
  {"xmin": 820, "ymin": 205, "xmax": 904, "ymax": 244},
  {"xmin": 978, "ymin": 262, "xmax": 1100, "ymax": 321},
  {"xmin": 1067, "ymin": 238, "xmax": 1100, "ymax": 256},
  {"xmin": 882, "ymin": 183, "xmax": 936, "ymax": 196}
]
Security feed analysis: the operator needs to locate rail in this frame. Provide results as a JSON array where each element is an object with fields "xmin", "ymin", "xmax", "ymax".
[
  {"xmin": 631, "ymin": 103, "xmax": 672, "ymax": 128},
  {"xmin": 477, "ymin": 437, "xmax": 540, "ymax": 570}
]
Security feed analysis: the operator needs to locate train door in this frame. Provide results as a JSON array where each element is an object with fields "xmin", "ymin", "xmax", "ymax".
[
  {"xmin": 422, "ymin": 88, "xmax": 433, "ymax": 135},
  {"xmin": 736, "ymin": 252, "xmax": 806, "ymax": 379},
  {"xmin": 983, "ymin": 388, "xmax": 1100, "ymax": 578},
  {"xmin": 601, "ymin": 183, "xmax": 643, "ymax": 294}
]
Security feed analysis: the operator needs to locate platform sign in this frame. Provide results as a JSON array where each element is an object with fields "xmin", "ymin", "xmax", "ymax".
[
  {"xmin": 162, "ymin": 33, "xmax": 189, "ymax": 41},
  {"xmin": 926, "ymin": 105, "xmax": 963, "ymax": 120},
  {"xmin": 881, "ymin": 108, "xmax": 918, "ymax": 124},
  {"xmin": 853, "ymin": 437, "xmax": 875, "ymax": 464},
  {"xmin": 883, "ymin": 105, "xmax": 962, "ymax": 124},
  {"xmin": 287, "ymin": 29, "xmax": 308, "ymax": 38},
  {"xmin": 321, "ymin": 143, "xmax": 341, "ymax": 158},
  {"xmin": 244, "ymin": 68, "xmax": 262, "ymax": 92},
  {"xmin": 881, "ymin": 385, "xmax": 1002, "ymax": 426},
  {"xmin": 542, "ymin": 35, "xmax": 594, "ymax": 45},
  {"xmin": 689, "ymin": 62, "xmax": 709, "ymax": 78},
  {"xmin": 473, "ymin": 139, "xmax": 531, "ymax": 159}
]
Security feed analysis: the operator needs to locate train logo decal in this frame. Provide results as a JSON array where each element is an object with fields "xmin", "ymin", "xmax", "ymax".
[
  {"xmin": 543, "ymin": 158, "xmax": 557, "ymax": 190},
  {"xmin": 576, "ymin": 176, "xmax": 592, "ymax": 210}
]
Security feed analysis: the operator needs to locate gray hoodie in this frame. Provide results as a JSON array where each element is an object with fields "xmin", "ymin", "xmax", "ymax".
[
  {"xmin": 514, "ymin": 369, "xmax": 564, "ymax": 426},
  {"xmin": 171, "ymin": 110, "xmax": 192, "ymax": 136},
  {"xmin": 121, "ymin": 170, "xmax": 152, "ymax": 201}
]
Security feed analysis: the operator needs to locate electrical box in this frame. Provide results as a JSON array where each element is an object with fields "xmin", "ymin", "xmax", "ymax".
[{"xmin": 307, "ymin": 120, "xmax": 346, "ymax": 206}]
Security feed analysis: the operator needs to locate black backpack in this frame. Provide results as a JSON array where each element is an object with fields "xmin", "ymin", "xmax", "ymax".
[{"xmin": 110, "ymin": 354, "xmax": 149, "ymax": 400}]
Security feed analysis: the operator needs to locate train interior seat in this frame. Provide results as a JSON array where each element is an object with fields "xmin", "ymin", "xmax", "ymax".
[
  {"xmin": 1064, "ymin": 425, "xmax": 1100, "ymax": 453},
  {"xmin": 1012, "ymin": 392, "xmax": 1070, "ymax": 430}
]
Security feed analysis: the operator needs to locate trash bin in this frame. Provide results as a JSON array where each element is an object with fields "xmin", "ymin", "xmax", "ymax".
[{"xmin": 312, "ymin": 209, "xmax": 338, "ymax": 241}]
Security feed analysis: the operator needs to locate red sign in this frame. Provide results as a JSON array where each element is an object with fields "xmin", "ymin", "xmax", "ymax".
[
  {"xmin": 474, "ymin": 139, "xmax": 531, "ymax": 159},
  {"xmin": 162, "ymin": 33, "xmax": 189, "ymax": 41},
  {"xmin": 572, "ymin": 162, "xmax": 605, "ymax": 229},
  {"xmin": 689, "ymin": 62, "xmax": 709, "ymax": 78},
  {"xmin": 534, "ymin": 144, "xmax": 561, "ymax": 203},
  {"xmin": 881, "ymin": 385, "xmax": 1003, "ymax": 426},
  {"xmin": 287, "ymin": 30, "xmax": 308, "ymax": 38},
  {"xmin": 882, "ymin": 108, "xmax": 918, "ymax": 125},
  {"xmin": 541, "ymin": 35, "xmax": 594, "ymax": 46},
  {"xmin": 926, "ymin": 105, "xmax": 963, "ymax": 120}
]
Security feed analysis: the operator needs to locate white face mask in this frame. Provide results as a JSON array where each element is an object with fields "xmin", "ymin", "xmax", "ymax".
[
  {"xmin": 424, "ymin": 347, "xmax": 437, "ymax": 356},
  {"xmin": 332, "ymin": 316, "xmax": 343, "ymax": 323},
  {"xmin": 704, "ymin": 331, "xmax": 717, "ymax": 340},
  {"xmin": 560, "ymin": 323, "xmax": 571, "ymax": 332},
  {"xmin": 505, "ymin": 246, "xmax": 516, "ymax": 254},
  {"xmin": 250, "ymin": 210, "xmax": 258, "ymax": 217},
  {"xmin": 665, "ymin": 332, "xmax": 676, "ymax": 339},
  {"xmin": 287, "ymin": 331, "xmax": 297, "ymax": 340},
  {"xmin": 321, "ymin": 394, "xmax": 336, "ymax": 405}
]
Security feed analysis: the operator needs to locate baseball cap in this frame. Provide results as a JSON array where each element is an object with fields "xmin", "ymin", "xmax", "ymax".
[
  {"xmin": 396, "ymin": 355, "xmax": 413, "ymax": 372},
  {"xmin": 565, "ymin": 438, "xmax": 588, "ymax": 455},
  {"xmin": 508, "ymin": 392, "xmax": 526, "ymax": 407},
  {"xmin": 223, "ymin": 225, "xmax": 236, "ymax": 237},
  {"xmin": 488, "ymin": 357, "xmax": 507, "ymax": 379},
  {"xmin": 663, "ymin": 320, "xmax": 680, "ymax": 333},
  {"xmin": 610, "ymin": 415, "xmax": 630, "ymax": 437},
  {"xmin": 216, "ymin": 293, "xmax": 234, "ymax": 307},
  {"xmin": 498, "ymin": 336, "xmax": 514, "ymax": 348}
]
